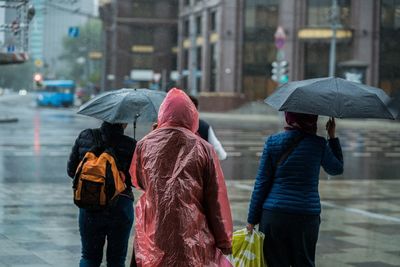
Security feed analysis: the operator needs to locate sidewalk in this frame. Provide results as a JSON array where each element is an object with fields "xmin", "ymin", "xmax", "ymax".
[
  {"xmin": 201, "ymin": 112, "xmax": 400, "ymax": 131},
  {"xmin": 200, "ymin": 101, "xmax": 400, "ymax": 130},
  {"xmin": 0, "ymin": 179, "xmax": 399, "ymax": 267},
  {"xmin": 0, "ymin": 94, "xmax": 24, "ymax": 123},
  {"xmin": 200, "ymin": 100, "xmax": 400, "ymax": 130}
]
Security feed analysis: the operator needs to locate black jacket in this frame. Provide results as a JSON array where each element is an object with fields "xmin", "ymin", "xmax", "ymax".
[
  {"xmin": 67, "ymin": 122, "xmax": 136, "ymax": 188},
  {"xmin": 197, "ymin": 119, "xmax": 210, "ymax": 141}
]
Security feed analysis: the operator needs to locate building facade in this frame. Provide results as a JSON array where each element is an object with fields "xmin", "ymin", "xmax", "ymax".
[
  {"xmin": 177, "ymin": 0, "xmax": 245, "ymax": 110},
  {"xmin": 178, "ymin": 0, "xmax": 400, "ymax": 110},
  {"xmin": 5, "ymin": 0, "xmax": 96, "ymax": 74},
  {"xmin": 0, "ymin": 6, "xmax": 4, "ymax": 47},
  {"xmin": 99, "ymin": 0, "xmax": 178, "ymax": 90}
]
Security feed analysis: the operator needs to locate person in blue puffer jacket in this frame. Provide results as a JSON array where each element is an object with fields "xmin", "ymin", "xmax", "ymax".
[{"xmin": 246, "ymin": 112, "xmax": 343, "ymax": 267}]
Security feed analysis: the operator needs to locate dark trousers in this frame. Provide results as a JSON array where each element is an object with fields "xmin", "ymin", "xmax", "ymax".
[
  {"xmin": 79, "ymin": 196, "xmax": 134, "ymax": 267},
  {"xmin": 259, "ymin": 210, "xmax": 320, "ymax": 267}
]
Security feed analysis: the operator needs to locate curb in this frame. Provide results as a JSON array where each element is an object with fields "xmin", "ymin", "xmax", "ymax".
[{"xmin": 0, "ymin": 117, "xmax": 19, "ymax": 123}]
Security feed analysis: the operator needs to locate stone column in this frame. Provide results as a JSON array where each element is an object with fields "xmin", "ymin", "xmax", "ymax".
[
  {"xmin": 279, "ymin": 0, "xmax": 306, "ymax": 81},
  {"xmin": 351, "ymin": 0, "xmax": 380, "ymax": 86},
  {"xmin": 201, "ymin": 8, "xmax": 210, "ymax": 92},
  {"xmin": 218, "ymin": 0, "xmax": 239, "ymax": 93}
]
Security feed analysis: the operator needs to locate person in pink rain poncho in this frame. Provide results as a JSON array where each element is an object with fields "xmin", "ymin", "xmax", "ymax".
[{"xmin": 129, "ymin": 88, "xmax": 233, "ymax": 267}]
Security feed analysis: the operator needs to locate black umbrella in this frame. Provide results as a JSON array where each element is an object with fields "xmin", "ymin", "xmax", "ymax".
[{"xmin": 265, "ymin": 77, "xmax": 398, "ymax": 119}]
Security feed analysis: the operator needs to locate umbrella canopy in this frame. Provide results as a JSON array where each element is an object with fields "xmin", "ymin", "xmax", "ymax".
[
  {"xmin": 78, "ymin": 88, "xmax": 166, "ymax": 123},
  {"xmin": 265, "ymin": 77, "xmax": 398, "ymax": 119}
]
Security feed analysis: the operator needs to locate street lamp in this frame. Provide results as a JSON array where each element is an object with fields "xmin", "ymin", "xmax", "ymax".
[{"xmin": 329, "ymin": 0, "xmax": 339, "ymax": 77}]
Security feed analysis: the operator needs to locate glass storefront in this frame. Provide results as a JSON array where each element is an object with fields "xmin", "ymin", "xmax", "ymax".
[
  {"xmin": 304, "ymin": 42, "xmax": 352, "ymax": 79},
  {"xmin": 380, "ymin": 0, "xmax": 400, "ymax": 95},
  {"xmin": 243, "ymin": 0, "xmax": 279, "ymax": 99},
  {"xmin": 307, "ymin": 0, "xmax": 351, "ymax": 27},
  {"xmin": 209, "ymin": 43, "xmax": 217, "ymax": 92},
  {"xmin": 132, "ymin": 0, "xmax": 156, "ymax": 18},
  {"xmin": 132, "ymin": 0, "xmax": 178, "ymax": 19},
  {"xmin": 304, "ymin": 0, "xmax": 352, "ymax": 79}
]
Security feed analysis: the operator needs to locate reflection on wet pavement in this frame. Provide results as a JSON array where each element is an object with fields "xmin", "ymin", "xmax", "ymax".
[
  {"xmin": 0, "ymin": 96, "xmax": 399, "ymax": 266},
  {"xmin": 0, "ymin": 180, "xmax": 399, "ymax": 266}
]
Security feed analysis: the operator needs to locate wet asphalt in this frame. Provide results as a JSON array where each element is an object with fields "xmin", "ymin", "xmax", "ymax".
[
  {"xmin": 1, "ymin": 94, "xmax": 400, "ymax": 267},
  {"xmin": 1, "ymin": 94, "xmax": 400, "ymax": 184}
]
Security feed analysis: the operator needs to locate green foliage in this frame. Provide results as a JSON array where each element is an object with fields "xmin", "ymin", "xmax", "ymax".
[
  {"xmin": 0, "ymin": 61, "xmax": 35, "ymax": 90},
  {"xmin": 60, "ymin": 19, "xmax": 102, "ymax": 87}
]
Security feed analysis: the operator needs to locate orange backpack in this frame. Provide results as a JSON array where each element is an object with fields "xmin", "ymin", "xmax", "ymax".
[{"xmin": 73, "ymin": 129, "xmax": 126, "ymax": 210}]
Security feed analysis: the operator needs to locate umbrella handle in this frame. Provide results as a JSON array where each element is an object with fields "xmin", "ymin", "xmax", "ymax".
[
  {"xmin": 133, "ymin": 121, "xmax": 136, "ymax": 140},
  {"xmin": 133, "ymin": 113, "xmax": 140, "ymax": 139}
]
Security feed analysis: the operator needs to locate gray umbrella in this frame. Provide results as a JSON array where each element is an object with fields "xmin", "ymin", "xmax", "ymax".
[
  {"xmin": 78, "ymin": 88, "xmax": 166, "ymax": 137},
  {"xmin": 265, "ymin": 77, "xmax": 398, "ymax": 119}
]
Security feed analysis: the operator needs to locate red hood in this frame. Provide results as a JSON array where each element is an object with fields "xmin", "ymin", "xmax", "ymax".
[{"xmin": 157, "ymin": 88, "xmax": 199, "ymax": 133}]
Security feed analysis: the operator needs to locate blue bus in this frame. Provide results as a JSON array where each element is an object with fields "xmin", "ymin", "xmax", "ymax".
[{"xmin": 36, "ymin": 80, "xmax": 75, "ymax": 107}]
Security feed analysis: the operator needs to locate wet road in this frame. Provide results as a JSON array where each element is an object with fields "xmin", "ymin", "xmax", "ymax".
[
  {"xmin": 0, "ymin": 94, "xmax": 400, "ymax": 267},
  {"xmin": 1, "ymin": 94, "xmax": 400, "ymax": 184}
]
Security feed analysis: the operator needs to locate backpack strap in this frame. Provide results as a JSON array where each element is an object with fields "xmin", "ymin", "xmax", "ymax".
[{"xmin": 91, "ymin": 128, "xmax": 122, "ymax": 171}]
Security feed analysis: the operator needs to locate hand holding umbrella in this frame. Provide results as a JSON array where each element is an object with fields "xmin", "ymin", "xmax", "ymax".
[{"xmin": 326, "ymin": 117, "xmax": 336, "ymax": 139}]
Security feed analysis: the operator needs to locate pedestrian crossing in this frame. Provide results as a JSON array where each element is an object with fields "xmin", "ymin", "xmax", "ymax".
[
  {"xmin": 213, "ymin": 128, "xmax": 400, "ymax": 160},
  {"xmin": 1, "ymin": 128, "xmax": 400, "ymax": 160}
]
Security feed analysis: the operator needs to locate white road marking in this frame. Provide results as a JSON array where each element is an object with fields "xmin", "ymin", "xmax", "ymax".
[
  {"xmin": 321, "ymin": 201, "xmax": 400, "ymax": 223},
  {"xmin": 352, "ymin": 152, "xmax": 372, "ymax": 157},
  {"xmin": 228, "ymin": 181, "xmax": 400, "ymax": 223},
  {"xmin": 384, "ymin": 152, "xmax": 400, "ymax": 158},
  {"xmin": 365, "ymin": 147, "xmax": 383, "ymax": 152},
  {"xmin": 227, "ymin": 152, "xmax": 242, "ymax": 157}
]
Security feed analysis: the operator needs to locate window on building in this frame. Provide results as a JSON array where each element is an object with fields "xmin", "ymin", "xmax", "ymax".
[
  {"xmin": 210, "ymin": 10, "xmax": 217, "ymax": 32},
  {"xmin": 244, "ymin": 0, "xmax": 279, "ymax": 29},
  {"xmin": 307, "ymin": 0, "xmax": 351, "ymax": 27},
  {"xmin": 132, "ymin": 27, "xmax": 154, "ymax": 45},
  {"xmin": 132, "ymin": 53, "xmax": 154, "ymax": 69},
  {"xmin": 183, "ymin": 19, "xmax": 190, "ymax": 37},
  {"xmin": 196, "ymin": 46, "xmax": 202, "ymax": 92},
  {"xmin": 380, "ymin": 0, "xmax": 400, "ymax": 94},
  {"xmin": 132, "ymin": 1, "xmax": 156, "ymax": 18},
  {"xmin": 304, "ymin": 42, "xmax": 352, "ymax": 79},
  {"xmin": 196, "ymin": 15, "xmax": 202, "ymax": 36},
  {"xmin": 209, "ymin": 43, "xmax": 217, "ymax": 92},
  {"xmin": 243, "ymin": 0, "xmax": 279, "ymax": 99}
]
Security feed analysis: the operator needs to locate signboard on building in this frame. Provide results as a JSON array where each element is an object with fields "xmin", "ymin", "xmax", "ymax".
[
  {"xmin": 130, "ymin": 70, "xmax": 154, "ymax": 81},
  {"xmin": 68, "ymin": 27, "xmax": 80, "ymax": 38}
]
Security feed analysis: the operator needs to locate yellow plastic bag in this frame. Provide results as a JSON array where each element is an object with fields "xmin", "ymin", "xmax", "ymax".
[{"xmin": 228, "ymin": 228, "xmax": 265, "ymax": 267}]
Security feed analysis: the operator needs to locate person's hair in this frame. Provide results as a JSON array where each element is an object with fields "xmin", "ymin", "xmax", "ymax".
[{"xmin": 188, "ymin": 95, "xmax": 199, "ymax": 109}]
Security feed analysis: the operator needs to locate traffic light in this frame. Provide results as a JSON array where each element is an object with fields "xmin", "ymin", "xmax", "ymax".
[
  {"xmin": 27, "ymin": 5, "xmax": 36, "ymax": 22},
  {"xmin": 33, "ymin": 73, "xmax": 43, "ymax": 88},
  {"xmin": 271, "ymin": 60, "xmax": 289, "ymax": 84}
]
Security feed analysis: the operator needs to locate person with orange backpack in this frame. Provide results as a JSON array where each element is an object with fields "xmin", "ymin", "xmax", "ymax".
[{"xmin": 67, "ymin": 121, "xmax": 136, "ymax": 267}]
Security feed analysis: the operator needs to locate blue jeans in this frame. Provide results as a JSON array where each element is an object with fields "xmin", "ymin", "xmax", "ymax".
[{"xmin": 79, "ymin": 196, "xmax": 134, "ymax": 267}]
